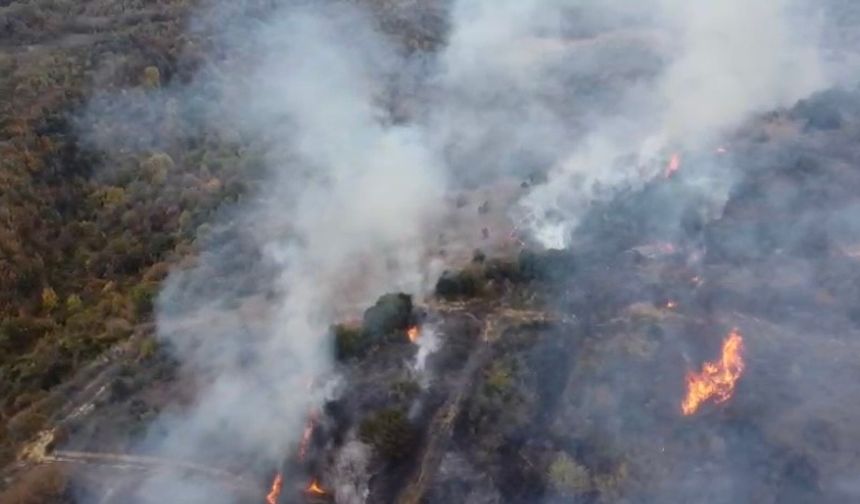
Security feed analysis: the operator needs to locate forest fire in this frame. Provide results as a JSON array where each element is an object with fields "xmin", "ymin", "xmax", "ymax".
[
  {"xmin": 665, "ymin": 300, "xmax": 678, "ymax": 310},
  {"xmin": 664, "ymin": 152, "xmax": 681, "ymax": 178},
  {"xmin": 407, "ymin": 326, "xmax": 420, "ymax": 344},
  {"xmin": 306, "ymin": 479, "xmax": 327, "ymax": 496},
  {"xmin": 265, "ymin": 473, "xmax": 283, "ymax": 504},
  {"xmin": 681, "ymin": 329, "xmax": 746, "ymax": 416}
]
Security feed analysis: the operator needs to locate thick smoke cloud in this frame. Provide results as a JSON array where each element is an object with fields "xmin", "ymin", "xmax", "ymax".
[
  {"xmin": 100, "ymin": 2, "xmax": 449, "ymax": 502},
  {"xmin": 72, "ymin": 0, "xmax": 853, "ymax": 502},
  {"xmin": 505, "ymin": 0, "xmax": 831, "ymax": 248}
]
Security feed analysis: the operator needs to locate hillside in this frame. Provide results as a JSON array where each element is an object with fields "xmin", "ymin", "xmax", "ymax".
[
  {"xmin": 3, "ymin": 1, "xmax": 860, "ymax": 504},
  {"xmin": 0, "ymin": 0, "xmax": 236, "ymax": 465}
]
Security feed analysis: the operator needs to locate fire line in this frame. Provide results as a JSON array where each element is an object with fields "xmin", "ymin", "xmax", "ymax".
[
  {"xmin": 681, "ymin": 329, "xmax": 745, "ymax": 416},
  {"xmin": 307, "ymin": 479, "xmax": 326, "ymax": 496},
  {"xmin": 265, "ymin": 473, "xmax": 283, "ymax": 504}
]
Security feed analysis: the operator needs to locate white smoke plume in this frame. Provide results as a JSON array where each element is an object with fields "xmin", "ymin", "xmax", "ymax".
[
  {"xmin": 121, "ymin": 2, "xmax": 448, "ymax": 502},
  {"xmin": 435, "ymin": 0, "xmax": 831, "ymax": 248},
  {"xmin": 331, "ymin": 440, "xmax": 373, "ymax": 504},
  {"xmin": 411, "ymin": 325, "xmax": 441, "ymax": 376}
]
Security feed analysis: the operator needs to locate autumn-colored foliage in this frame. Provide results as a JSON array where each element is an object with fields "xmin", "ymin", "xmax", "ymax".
[{"xmin": 0, "ymin": 0, "xmax": 246, "ymax": 465}]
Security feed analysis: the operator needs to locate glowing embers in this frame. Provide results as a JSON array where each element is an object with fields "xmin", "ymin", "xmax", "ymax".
[
  {"xmin": 664, "ymin": 152, "xmax": 682, "ymax": 178},
  {"xmin": 681, "ymin": 329, "xmax": 746, "ymax": 416},
  {"xmin": 306, "ymin": 479, "xmax": 327, "ymax": 496},
  {"xmin": 265, "ymin": 473, "xmax": 283, "ymax": 504},
  {"xmin": 407, "ymin": 325, "xmax": 420, "ymax": 344}
]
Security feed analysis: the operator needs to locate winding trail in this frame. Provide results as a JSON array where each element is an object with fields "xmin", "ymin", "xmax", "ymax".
[
  {"xmin": 396, "ymin": 303, "xmax": 570, "ymax": 504},
  {"xmin": 44, "ymin": 449, "xmax": 260, "ymax": 500}
]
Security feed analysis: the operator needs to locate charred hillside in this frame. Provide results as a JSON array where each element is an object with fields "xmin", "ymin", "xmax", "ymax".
[{"xmin": 287, "ymin": 92, "xmax": 860, "ymax": 504}]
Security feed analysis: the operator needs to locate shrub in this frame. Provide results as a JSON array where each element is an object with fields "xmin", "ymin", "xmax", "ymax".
[
  {"xmin": 0, "ymin": 318, "xmax": 55, "ymax": 355},
  {"xmin": 483, "ymin": 258, "xmax": 521, "ymax": 282},
  {"xmin": 64, "ymin": 294, "xmax": 82, "ymax": 313},
  {"xmin": 130, "ymin": 282, "xmax": 158, "ymax": 318},
  {"xmin": 435, "ymin": 269, "xmax": 481, "ymax": 300},
  {"xmin": 483, "ymin": 360, "xmax": 515, "ymax": 396},
  {"xmin": 142, "ymin": 66, "xmax": 161, "ymax": 89},
  {"xmin": 362, "ymin": 293, "xmax": 413, "ymax": 340},
  {"xmin": 141, "ymin": 152, "xmax": 174, "ymax": 185},
  {"xmin": 333, "ymin": 324, "xmax": 368, "ymax": 362},
  {"xmin": 359, "ymin": 408, "xmax": 417, "ymax": 461},
  {"xmin": 136, "ymin": 336, "xmax": 159, "ymax": 361},
  {"xmin": 593, "ymin": 462, "xmax": 629, "ymax": 503},
  {"xmin": 548, "ymin": 452, "xmax": 592, "ymax": 497},
  {"xmin": 40, "ymin": 287, "xmax": 58, "ymax": 312}
]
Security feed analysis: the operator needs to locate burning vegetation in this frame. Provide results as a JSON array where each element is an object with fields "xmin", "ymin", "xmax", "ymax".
[
  {"xmin": 265, "ymin": 473, "xmax": 282, "ymax": 504},
  {"xmin": 681, "ymin": 329, "xmax": 746, "ymax": 416},
  {"xmin": 407, "ymin": 326, "xmax": 420, "ymax": 344},
  {"xmin": 306, "ymin": 479, "xmax": 326, "ymax": 496}
]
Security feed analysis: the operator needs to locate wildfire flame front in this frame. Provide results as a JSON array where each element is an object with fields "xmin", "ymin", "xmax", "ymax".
[
  {"xmin": 307, "ymin": 479, "xmax": 326, "ymax": 496},
  {"xmin": 681, "ymin": 329, "xmax": 745, "ymax": 416},
  {"xmin": 265, "ymin": 473, "xmax": 283, "ymax": 504}
]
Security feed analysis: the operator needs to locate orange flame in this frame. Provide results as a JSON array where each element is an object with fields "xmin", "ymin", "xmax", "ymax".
[
  {"xmin": 266, "ymin": 473, "xmax": 283, "ymax": 504},
  {"xmin": 664, "ymin": 153, "xmax": 681, "ymax": 178},
  {"xmin": 407, "ymin": 326, "xmax": 420, "ymax": 344},
  {"xmin": 681, "ymin": 329, "xmax": 745, "ymax": 416},
  {"xmin": 665, "ymin": 300, "xmax": 678, "ymax": 310},
  {"xmin": 307, "ymin": 479, "xmax": 326, "ymax": 496}
]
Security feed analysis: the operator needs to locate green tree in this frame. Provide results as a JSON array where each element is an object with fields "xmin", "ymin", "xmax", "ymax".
[
  {"xmin": 141, "ymin": 152, "xmax": 174, "ymax": 185},
  {"xmin": 142, "ymin": 66, "xmax": 161, "ymax": 89},
  {"xmin": 548, "ymin": 452, "xmax": 592, "ymax": 497},
  {"xmin": 130, "ymin": 283, "xmax": 157, "ymax": 318},
  {"xmin": 359, "ymin": 408, "xmax": 417, "ymax": 461},
  {"xmin": 65, "ymin": 294, "xmax": 82, "ymax": 313}
]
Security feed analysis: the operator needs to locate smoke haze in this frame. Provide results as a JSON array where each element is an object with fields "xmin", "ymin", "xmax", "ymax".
[{"xmin": 70, "ymin": 0, "xmax": 860, "ymax": 502}]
